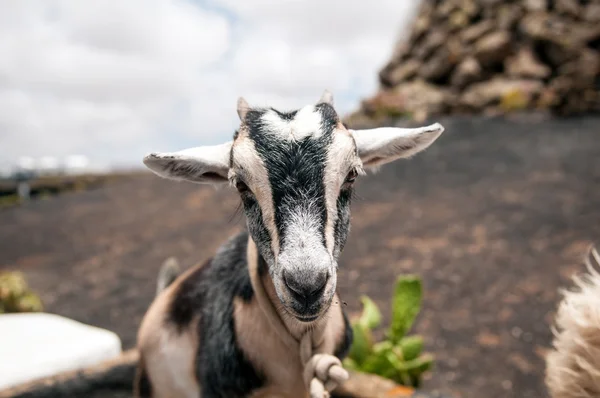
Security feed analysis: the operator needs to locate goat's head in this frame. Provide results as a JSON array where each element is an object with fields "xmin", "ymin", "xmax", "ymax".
[{"xmin": 143, "ymin": 91, "xmax": 444, "ymax": 322}]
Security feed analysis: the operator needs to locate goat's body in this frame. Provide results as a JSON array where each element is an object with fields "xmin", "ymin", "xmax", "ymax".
[{"xmin": 136, "ymin": 231, "xmax": 352, "ymax": 398}]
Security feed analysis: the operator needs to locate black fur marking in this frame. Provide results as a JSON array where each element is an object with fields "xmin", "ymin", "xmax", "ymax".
[
  {"xmin": 241, "ymin": 192, "xmax": 274, "ymax": 265},
  {"xmin": 271, "ymin": 108, "xmax": 298, "ymax": 121},
  {"xmin": 135, "ymin": 359, "xmax": 153, "ymax": 398},
  {"xmin": 165, "ymin": 232, "xmax": 265, "ymax": 397},
  {"xmin": 315, "ymin": 103, "xmax": 338, "ymax": 136},
  {"xmin": 334, "ymin": 306, "xmax": 354, "ymax": 360},
  {"xmin": 333, "ymin": 188, "xmax": 353, "ymax": 259},
  {"xmin": 165, "ymin": 160, "xmax": 199, "ymax": 179},
  {"xmin": 245, "ymin": 108, "xmax": 334, "ymax": 250},
  {"xmin": 258, "ymin": 255, "xmax": 269, "ymax": 277},
  {"xmin": 166, "ymin": 259, "xmax": 211, "ymax": 331}
]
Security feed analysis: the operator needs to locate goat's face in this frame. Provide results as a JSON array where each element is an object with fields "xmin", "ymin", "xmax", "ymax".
[{"xmin": 143, "ymin": 91, "xmax": 444, "ymax": 322}]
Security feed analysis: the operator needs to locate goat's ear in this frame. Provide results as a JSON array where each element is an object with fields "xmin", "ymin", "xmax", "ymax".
[
  {"xmin": 318, "ymin": 90, "xmax": 334, "ymax": 106},
  {"xmin": 237, "ymin": 97, "xmax": 250, "ymax": 121},
  {"xmin": 143, "ymin": 141, "xmax": 232, "ymax": 184},
  {"xmin": 351, "ymin": 123, "xmax": 444, "ymax": 169}
]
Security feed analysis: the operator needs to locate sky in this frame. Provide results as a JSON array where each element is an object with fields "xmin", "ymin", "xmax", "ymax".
[{"xmin": 0, "ymin": 0, "xmax": 420, "ymax": 171}]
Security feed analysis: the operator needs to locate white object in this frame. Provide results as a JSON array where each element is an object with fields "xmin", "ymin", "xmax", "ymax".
[
  {"xmin": 16, "ymin": 157, "xmax": 35, "ymax": 172},
  {"xmin": 64, "ymin": 155, "xmax": 90, "ymax": 175},
  {"xmin": 0, "ymin": 313, "xmax": 122, "ymax": 391}
]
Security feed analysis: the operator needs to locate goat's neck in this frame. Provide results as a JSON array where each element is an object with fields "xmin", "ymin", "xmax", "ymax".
[{"xmin": 247, "ymin": 236, "xmax": 327, "ymax": 348}]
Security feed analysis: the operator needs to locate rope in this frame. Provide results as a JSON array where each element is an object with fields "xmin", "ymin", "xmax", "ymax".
[{"xmin": 248, "ymin": 245, "xmax": 349, "ymax": 398}]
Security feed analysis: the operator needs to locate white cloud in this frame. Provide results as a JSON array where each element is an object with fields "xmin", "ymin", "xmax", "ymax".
[{"xmin": 0, "ymin": 0, "xmax": 419, "ymax": 169}]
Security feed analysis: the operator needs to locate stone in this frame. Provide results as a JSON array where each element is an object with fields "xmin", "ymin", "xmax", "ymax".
[
  {"xmin": 361, "ymin": 91, "xmax": 405, "ymax": 116},
  {"xmin": 461, "ymin": 78, "xmax": 544, "ymax": 109},
  {"xmin": 541, "ymin": 42, "xmax": 580, "ymax": 67},
  {"xmin": 473, "ymin": 31, "xmax": 513, "ymax": 67},
  {"xmin": 559, "ymin": 49, "xmax": 600, "ymax": 84},
  {"xmin": 387, "ymin": 60, "xmax": 421, "ymax": 86},
  {"xmin": 524, "ymin": 0, "xmax": 547, "ymax": 12},
  {"xmin": 413, "ymin": 29, "xmax": 447, "ymax": 59},
  {"xmin": 392, "ymin": 80, "xmax": 454, "ymax": 117},
  {"xmin": 537, "ymin": 86, "xmax": 561, "ymax": 109},
  {"xmin": 391, "ymin": 41, "xmax": 410, "ymax": 62},
  {"xmin": 0, "ymin": 313, "xmax": 122, "ymax": 390},
  {"xmin": 461, "ymin": 20, "xmax": 495, "ymax": 43},
  {"xmin": 411, "ymin": 14, "xmax": 432, "ymax": 43},
  {"xmin": 449, "ymin": 10, "xmax": 471, "ymax": 30},
  {"xmin": 554, "ymin": 0, "xmax": 580, "ymax": 18},
  {"xmin": 461, "ymin": 0, "xmax": 480, "ymax": 19},
  {"xmin": 438, "ymin": 0, "xmax": 459, "ymax": 16},
  {"xmin": 447, "ymin": 36, "xmax": 465, "ymax": 62},
  {"xmin": 451, "ymin": 57, "xmax": 482, "ymax": 87},
  {"xmin": 419, "ymin": 47, "xmax": 457, "ymax": 81},
  {"xmin": 505, "ymin": 47, "xmax": 551, "ymax": 79},
  {"xmin": 366, "ymin": 0, "xmax": 600, "ymax": 118},
  {"xmin": 480, "ymin": 0, "xmax": 503, "ymax": 6},
  {"xmin": 583, "ymin": 4, "xmax": 600, "ymax": 23},
  {"xmin": 497, "ymin": 4, "xmax": 523, "ymax": 30},
  {"xmin": 521, "ymin": 13, "xmax": 600, "ymax": 48}
]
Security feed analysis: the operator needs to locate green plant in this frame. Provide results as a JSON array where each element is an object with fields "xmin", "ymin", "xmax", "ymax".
[
  {"xmin": 343, "ymin": 275, "xmax": 433, "ymax": 387},
  {"xmin": 0, "ymin": 271, "xmax": 43, "ymax": 313}
]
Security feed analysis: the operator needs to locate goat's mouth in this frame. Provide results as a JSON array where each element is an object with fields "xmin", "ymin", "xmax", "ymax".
[
  {"xmin": 294, "ymin": 314, "xmax": 320, "ymax": 322},
  {"xmin": 284, "ymin": 304, "xmax": 327, "ymax": 323},
  {"xmin": 279, "ymin": 290, "xmax": 335, "ymax": 323}
]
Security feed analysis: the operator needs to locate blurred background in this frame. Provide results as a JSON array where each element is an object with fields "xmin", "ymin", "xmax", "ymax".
[{"xmin": 1, "ymin": 1, "xmax": 599, "ymax": 398}]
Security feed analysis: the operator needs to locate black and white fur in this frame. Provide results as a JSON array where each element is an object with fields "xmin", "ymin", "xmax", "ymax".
[{"xmin": 135, "ymin": 91, "xmax": 444, "ymax": 398}]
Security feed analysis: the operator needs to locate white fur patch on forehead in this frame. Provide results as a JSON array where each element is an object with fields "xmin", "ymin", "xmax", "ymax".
[{"xmin": 261, "ymin": 105, "xmax": 323, "ymax": 140}]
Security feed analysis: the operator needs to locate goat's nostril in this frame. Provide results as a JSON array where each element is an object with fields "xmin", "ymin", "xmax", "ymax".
[
  {"xmin": 309, "ymin": 272, "xmax": 329, "ymax": 296},
  {"xmin": 283, "ymin": 270, "xmax": 329, "ymax": 301},
  {"xmin": 283, "ymin": 271, "xmax": 303, "ymax": 297}
]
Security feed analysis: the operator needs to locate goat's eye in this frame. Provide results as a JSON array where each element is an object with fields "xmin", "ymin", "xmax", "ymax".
[
  {"xmin": 344, "ymin": 169, "xmax": 358, "ymax": 185},
  {"xmin": 236, "ymin": 180, "xmax": 250, "ymax": 194}
]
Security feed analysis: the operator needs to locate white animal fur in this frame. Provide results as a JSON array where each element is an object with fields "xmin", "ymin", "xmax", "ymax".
[
  {"xmin": 261, "ymin": 105, "xmax": 323, "ymax": 141},
  {"xmin": 546, "ymin": 246, "xmax": 600, "ymax": 398},
  {"xmin": 350, "ymin": 123, "xmax": 445, "ymax": 168}
]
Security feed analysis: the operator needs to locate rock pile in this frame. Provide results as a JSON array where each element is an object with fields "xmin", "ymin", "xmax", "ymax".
[{"xmin": 350, "ymin": 0, "xmax": 600, "ymax": 123}]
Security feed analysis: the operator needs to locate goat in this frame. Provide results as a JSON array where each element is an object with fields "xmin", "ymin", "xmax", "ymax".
[
  {"xmin": 546, "ymin": 245, "xmax": 600, "ymax": 398},
  {"xmin": 134, "ymin": 91, "xmax": 445, "ymax": 398}
]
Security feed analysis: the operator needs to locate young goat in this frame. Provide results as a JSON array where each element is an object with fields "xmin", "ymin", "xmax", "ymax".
[{"xmin": 135, "ymin": 91, "xmax": 445, "ymax": 398}]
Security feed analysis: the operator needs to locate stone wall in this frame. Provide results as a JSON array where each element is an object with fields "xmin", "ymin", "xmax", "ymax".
[{"xmin": 350, "ymin": 0, "xmax": 600, "ymax": 123}]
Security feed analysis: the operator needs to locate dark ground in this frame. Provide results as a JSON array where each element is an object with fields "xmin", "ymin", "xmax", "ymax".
[{"xmin": 2, "ymin": 115, "xmax": 599, "ymax": 398}]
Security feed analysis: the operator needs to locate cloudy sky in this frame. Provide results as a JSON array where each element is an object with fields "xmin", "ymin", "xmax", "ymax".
[{"xmin": 0, "ymin": 0, "xmax": 420, "ymax": 171}]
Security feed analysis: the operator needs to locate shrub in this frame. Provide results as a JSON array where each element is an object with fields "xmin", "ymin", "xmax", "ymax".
[
  {"xmin": 0, "ymin": 271, "xmax": 43, "ymax": 313},
  {"xmin": 343, "ymin": 275, "xmax": 433, "ymax": 387}
]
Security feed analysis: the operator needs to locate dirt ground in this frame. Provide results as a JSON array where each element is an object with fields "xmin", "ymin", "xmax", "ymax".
[{"xmin": 2, "ymin": 115, "xmax": 599, "ymax": 398}]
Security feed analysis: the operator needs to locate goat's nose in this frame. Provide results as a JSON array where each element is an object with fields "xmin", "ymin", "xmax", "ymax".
[{"xmin": 283, "ymin": 270, "xmax": 329, "ymax": 305}]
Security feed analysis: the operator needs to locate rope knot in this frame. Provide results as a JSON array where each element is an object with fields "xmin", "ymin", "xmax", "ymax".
[{"xmin": 300, "ymin": 333, "xmax": 349, "ymax": 398}]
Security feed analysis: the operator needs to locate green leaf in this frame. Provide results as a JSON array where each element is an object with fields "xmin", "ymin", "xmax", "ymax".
[
  {"xmin": 388, "ymin": 275, "xmax": 422, "ymax": 343},
  {"xmin": 348, "ymin": 323, "xmax": 373, "ymax": 365},
  {"xmin": 358, "ymin": 295, "xmax": 382, "ymax": 330},
  {"xmin": 361, "ymin": 349, "xmax": 394, "ymax": 375},
  {"xmin": 372, "ymin": 340, "xmax": 393, "ymax": 354},
  {"xmin": 15, "ymin": 292, "xmax": 43, "ymax": 313},
  {"xmin": 398, "ymin": 336, "xmax": 423, "ymax": 361},
  {"xmin": 404, "ymin": 354, "xmax": 435, "ymax": 376},
  {"xmin": 342, "ymin": 358, "xmax": 358, "ymax": 371}
]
